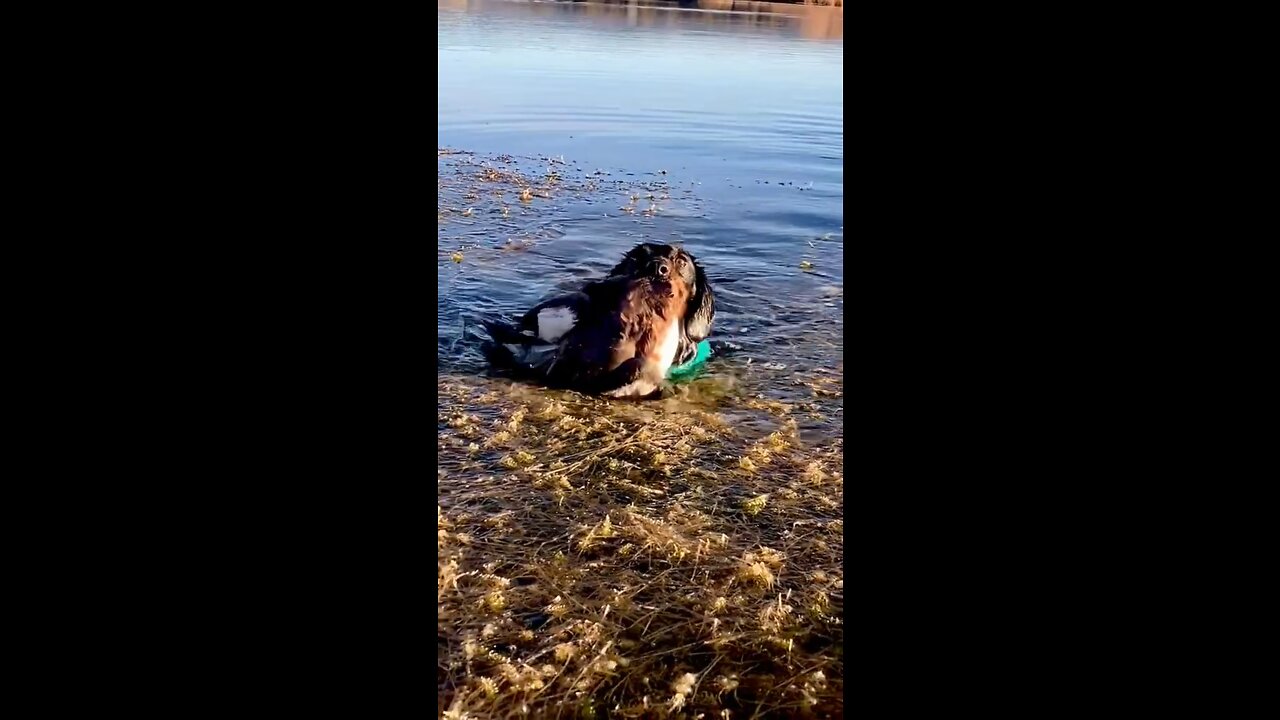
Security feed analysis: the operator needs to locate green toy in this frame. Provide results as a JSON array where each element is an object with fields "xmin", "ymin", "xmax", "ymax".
[{"xmin": 667, "ymin": 339, "xmax": 712, "ymax": 383}]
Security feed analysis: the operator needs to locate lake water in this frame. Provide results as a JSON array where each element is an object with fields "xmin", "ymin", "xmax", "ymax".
[
  {"xmin": 439, "ymin": 0, "xmax": 843, "ymax": 418},
  {"xmin": 437, "ymin": 3, "xmax": 845, "ymax": 715}
]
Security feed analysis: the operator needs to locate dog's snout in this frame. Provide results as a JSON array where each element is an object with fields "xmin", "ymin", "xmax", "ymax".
[{"xmin": 657, "ymin": 263, "xmax": 669, "ymax": 277}]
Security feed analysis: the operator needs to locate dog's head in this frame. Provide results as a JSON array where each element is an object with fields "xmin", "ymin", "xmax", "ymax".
[{"xmin": 608, "ymin": 243, "xmax": 716, "ymax": 341}]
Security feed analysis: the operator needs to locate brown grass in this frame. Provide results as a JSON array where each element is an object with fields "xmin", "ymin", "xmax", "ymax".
[{"xmin": 438, "ymin": 377, "xmax": 843, "ymax": 719}]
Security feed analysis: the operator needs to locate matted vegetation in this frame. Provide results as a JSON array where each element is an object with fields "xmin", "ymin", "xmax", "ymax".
[
  {"xmin": 438, "ymin": 375, "xmax": 843, "ymax": 719},
  {"xmin": 438, "ymin": 147, "xmax": 689, "ymax": 264}
]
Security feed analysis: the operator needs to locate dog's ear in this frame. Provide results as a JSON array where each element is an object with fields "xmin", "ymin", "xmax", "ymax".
[
  {"xmin": 608, "ymin": 243, "xmax": 665, "ymax": 278},
  {"xmin": 684, "ymin": 258, "xmax": 715, "ymax": 341},
  {"xmin": 608, "ymin": 243, "xmax": 651, "ymax": 278}
]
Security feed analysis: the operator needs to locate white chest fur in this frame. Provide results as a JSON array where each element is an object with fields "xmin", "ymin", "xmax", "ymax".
[
  {"xmin": 653, "ymin": 321, "xmax": 681, "ymax": 376},
  {"xmin": 604, "ymin": 321, "xmax": 682, "ymax": 399}
]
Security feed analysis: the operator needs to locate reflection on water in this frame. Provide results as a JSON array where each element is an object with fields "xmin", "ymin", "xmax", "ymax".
[
  {"xmin": 437, "ymin": 0, "xmax": 844, "ymax": 442},
  {"xmin": 439, "ymin": 0, "xmax": 842, "ymax": 427},
  {"xmin": 439, "ymin": 0, "xmax": 845, "ymax": 40},
  {"xmin": 438, "ymin": 4, "xmax": 843, "ymax": 715},
  {"xmin": 439, "ymin": 1, "xmax": 843, "ymax": 374}
]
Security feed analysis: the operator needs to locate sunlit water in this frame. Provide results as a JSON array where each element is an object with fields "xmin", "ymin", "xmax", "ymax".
[
  {"xmin": 438, "ymin": 0, "xmax": 843, "ymax": 437},
  {"xmin": 438, "ymin": 5, "xmax": 844, "ymax": 714}
]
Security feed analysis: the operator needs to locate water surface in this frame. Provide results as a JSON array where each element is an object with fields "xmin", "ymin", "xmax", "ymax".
[
  {"xmin": 439, "ymin": 0, "xmax": 843, "ymax": 414},
  {"xmin": 437, "ymin": 4, "xmax": 845, "ymax": 716}
]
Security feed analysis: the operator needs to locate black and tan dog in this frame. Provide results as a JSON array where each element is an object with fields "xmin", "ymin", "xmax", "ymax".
[{"xmin": 482, "ymin": 243, "xmax": 716, "ymax": 399}]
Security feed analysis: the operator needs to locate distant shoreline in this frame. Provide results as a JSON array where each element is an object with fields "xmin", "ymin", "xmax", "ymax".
[
  {"xmin": 443, "ymin": 0, "xmax": 844, "ymax": 41},
  {"xmin": 526, "ymin": 0, "xmax": 843, "ymax": 8}
]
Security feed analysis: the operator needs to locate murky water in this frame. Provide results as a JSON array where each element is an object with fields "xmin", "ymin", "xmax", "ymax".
[{"xmin": 438, "ymin": 3, "xmax": 843, "ymax": 715}]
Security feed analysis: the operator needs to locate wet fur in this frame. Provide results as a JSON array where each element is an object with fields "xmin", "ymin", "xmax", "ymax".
[
  {"xmin": 543, "ymin": 276, "xmax": 686, "ymax": 398},
  {"xmin": 483, "ymin": 243, "xmax": 715, "ymax": 399},
  {"xmin": 607, "ymin": 243, "xmax": 715, "ymax": 366}
]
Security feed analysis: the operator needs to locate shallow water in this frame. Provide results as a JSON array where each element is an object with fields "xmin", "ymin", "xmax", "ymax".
[
  {"xmin": 438, "ymin": 4, "xmax": 844, "ymax": 715},
  {"xmin": 439, "ymin": 0, "xmax": 843, "ymax": 424}
]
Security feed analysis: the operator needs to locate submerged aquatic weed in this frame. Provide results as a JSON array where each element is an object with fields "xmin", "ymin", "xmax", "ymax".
[
  {"xmin": 757, "ymin": 594, "xmax": 794, "ymax": 633},
  {"xmin": 483, "ymin": 430, "xmax": 512, "ymax": 448},
  {"xmin": 474, "ymin": 675, "xmax": 498, "ymax": 700},
  {"xmin": 575, "ymin": 514, "xmax": 616, "ymax": 552},
  {"xmin": 737, "ymin": 559, "xmax": 776, "ymax": 590},
  {"xmin": 436, "ymin": 350, "xmax": 842, "ymax": 717},
  {"xmin": 669, "ymin": 672, "xmax": 698, "ymax": 712},
  {"xmin": 804, "ymin": 460, "xmax": 827, "ymax": 484},
  {"xmin": 807, "ymin": 589, "xmax": 832, "ymax": 618},
  {"xmin": 480, "ymin": 590, "xmax": 506, "ymax": 614},
  {"xmin": 553, "ymin": 642, "xmax": 577, "ymax": 663},
  {"xmin": 755, "ymin": 546, "xmax": 784, "ymax": 567}
]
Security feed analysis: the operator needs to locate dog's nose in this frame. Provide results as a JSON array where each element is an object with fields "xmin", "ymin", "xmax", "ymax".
[{"xmin": 657, "ymin": 264, "xmax": 669, "ymax": 277}]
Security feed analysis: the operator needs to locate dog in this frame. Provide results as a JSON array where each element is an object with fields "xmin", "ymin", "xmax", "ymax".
[{"xmin": 482, "ymin": 243, "xmax": 716, "ymax": 399}]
